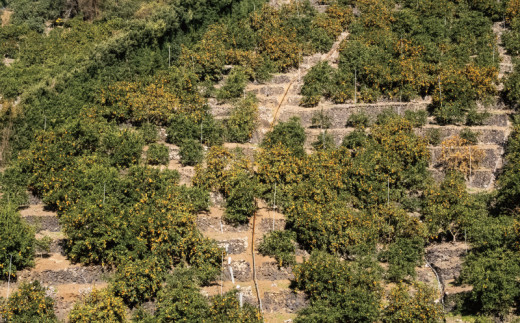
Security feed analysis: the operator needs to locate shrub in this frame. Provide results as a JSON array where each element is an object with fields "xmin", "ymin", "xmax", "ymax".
[
  {"xmin": 139, "ymin": 122, "xmax": 158, "ymax": 144},
  {"xmin": 383, "ymin": 283, "xmax": 444, "ymax": 323},
  {"xmin": 341, "ymin": 129, "xmax": 368, "ymax": 149},
  {"xmin": 68, "ymin": 289, "xmax": 127, "ymax": 323},
  {"xmin": 167, "ymin": 113, "xmax": 223, "ymax": 147},
  {"xmin": 466, "ymin": 108, "xmax": 489, "ymax": 126},
  {"xmin": 179, "ymin": 139, "xmax": 204, "ymax": 166},
  {"xmin": 224, "ymin": 173, "xmax": 256, "ymax": 225},
  {"xmin": 0, "ymin": 206, "xmax": 35, "ymax": 280},
  {"xmin": 261, "ymin": 117, "xmax": 306, "ymax": 157},
  {"xmin": 404, "ymin": 110, "xmax": 428, "ymax": 127},
  {"xmin": 147, "ymin": 143, "xmax": 169, "ymax": 165},
  {"xmin": 300, "ymin": 62, "xmax": 333, "ymax": 107},
  {"xmin": 154, "ymin": 269, "xmax": 209, "ymax": 322},
  {"xmin": 216, "ymin": 67, "xmax": 248, "ymax": 102},
  {"xmin": 208, "ymin": 290, "xmax": 263, "ymax": 323},
  {"xmin": 35, "ymin": 236, "xmax": 53, "ymax": 257},
  {"xmin": 346, "ymin": 111, "xmax": 371, "ymax": 129},
  {"xmin": 423, "ymin": 171, "xmax": 486, "ymax": 241},
  {"xmin": 380, "ymin": 237, "xmax": 424, "ymax": 282},
  {"xmin": 439, "ymin": 136, "xmax": 484, "ymax": 175},
  {"xmin": 459, "ymin": 128, "xmax": 479, "ymax": 145},
  {"xmin": 111, "ymin": 257, "xmax": 165, "ymax": 307},
  {"xmin": 311, "ymin": 110, "xmax": 332, "ymax": 129},
  {"xmin": 258, "ymin": 231, "xmax": 296, "ymax": 267},
  {"xmin": 226, "ymin": 93, "xmax": 258, "ymax": 143},
  {"xmin": 293, "ymin": 251, "xmax": 382, "ymax": 322},
  {"xmin": 102, "ymin": 129, "xmax": 144, "ymax": 168},
  {"xmin": 0, "ymin": 281, "xmax": 56, "ymax": 323},
  {"xmin": 311, "ymin": 131, "xmax": 336, "ymax": 151},
  {"xmin": 460, "ymin": 248, "xmax": 520, "ymax": 318},
  {"xmin": 425, "ymin": 128, "xmax": 441, "ymax": 146}
]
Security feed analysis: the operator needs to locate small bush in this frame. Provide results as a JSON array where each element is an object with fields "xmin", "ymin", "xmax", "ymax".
[
  {"xmin": 139, "ymin": 122, "xmax": 158, "ymax": 144},
  {"xmin": 0, "ymin": 207, "xmax": 35, "ymax": 281},
  {"xmin": 311, "ymin": 110, "xmax": 332, "ymax": 129},
  {"xmin": 167, "ymin": 113, "xmax": 223, "ymax": 147},
  {"xmin": 300, "ymin": 62, "xmax": 333, "ymax": 107},
  {"xmin": 311, "ymin": 131, "xmax": 336, "ymax": 151},
  {"xmin": 380, "ymin": 237, "xmax": 424, "ymax": 282},
  {"xmin": 35, "ymin": 236, "xmax": 52, "ymax": 257},
  {"xmin": 224, "ymin": 173, "xmax": 256, "ymax": 225},
  {"xmin": 466, "ymin": 109, "xmax": 489, "ymax": 126},
  {"xmin": 208, "ymin": 290, "xmax": 263, "ymax": 322},
  {"xmin": 0, "ymin": 281, "xmax": 56, "ymax": 323},
  {"xmin": 258, "ymin": 231, "xmax": 296, "ymax": 267},
  {"xmin": 226, "ymin": 93, "xmax": 258, "ymax": 143},
  {"xmin": 179, "ymin": 139, "xmax": 204, "ymax": 166},
  {"xmin": 102, "ymin": 129, "xmax": 144, "ymax": 168},
  {"xmin": 111, "ymin": 257, "xmax": 164, "ymax": 307},
  {"xmin": 154, "ymin": 269, "xmax": 210, "ymax": 322},
  {"xmin": 341, "ymin": 129, "xmax": 368, "ymax": 149},
  {"xmin": 68, "ymin": 289, "xmax": 127, "ymax": 323},
  {"xmin": 404, "ymin": 110, "xmax": 428, "ymax": 127},
  {"xmin": 261, "ymin": 117, "xmax": 306, "ymax": 157},
  {"xmin": 383, "ymin": 283, "xmax": 444, "ymax": 322},
  {"xmin": 425, "ymin": 128, "xmax": 441, "ymax": 146},
  {"xmin": 347, "ymin": 111, "xmax": 370, "ymax": 129},
  {"xmin": 216, "ymin": 67, "xmax": 248, "ymax": 102},
  {"xmin": 147, "ymin": 143, "xmax": 169, "ymax": 165},
  {"xmin": 460, "ymin": 128, "xmax": 479, "ymax": 145}
]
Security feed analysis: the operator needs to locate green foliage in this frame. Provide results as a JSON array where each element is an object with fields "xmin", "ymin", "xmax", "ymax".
[
  {"xmin": 383, "ymin": 283, "xmax": 444, "ymax": 323},
  {"xmin": 380, "ymin": 237, "xmax": 424, "ymax": 282},
  {"xmin": 425, "ymin": 128, "xmax": 441, "ymax": 146},
  {"xmin": 0, "ymin": 280, "xmax": 57, "ymax": 323},
  {"xmin": 459, "ymin": 128, "xmax": 479, "ymax": 145},
  {"xmin": 146, "ymin": 143, "xmax": 169, "ymax": 165},
  {"xmin": 261, "ymin": 117, "xmax": 306, "ymax": 157},
  {"xmin": 496, "ymin": 123, "xmax": 520, "ymax": 213},
  {"xmin": 153, "ymin": 269, "xmax": 262, "ymax": 322},
  {"xmin": 311, "ymin": 110, "xmax": 332, "ymax": 129},
  {"xmin": 226, "ymin": 93, "xmax": 258, "ymax": 143},
  {"xmin": 423, "ymin": 171, "xmax": 487, "ymax": 240},
  {"xmin": 300, "ymin": 61, "xmax": 333, "ymax": 107},
  {"xmin": 311, "ymin": 131, "xmax": 336, "ymax": 151},
  {"xmin": 167, "ymin": 113, "xmax": 223, "ymax": 147},
  {"xmin": 258, "ymin": 230, "xmax": 296, "ymax": 267},
  {"xmin": 0, "ymin": 164, "xmax": 29, "ymax": 207},
  {"xmin": 148, "ymin": 269, "xmax": 207, "ymax": 321},
  {"xmin": 216, "ymin": 67, "xmax": 248, "ymax": 102},
  {"xmin": 404, "ymin": 110, "xmax": 428, "ymax": 128},
  {"xmin": 465, "ymin": 108, "xmax": 489, "ymax": 126},
  {"xmin": 139, "ymin": 122, "xmax": 158, "ymax": 144},
  {"xmin": 102, "ymin": 129, "xmax": 144, "ymax": 168},
  {"xmin": 342, "ymin": 129, "xmax": 369, "ymax": 149},
  {"xmin": 111, "ymin": 257, "xmax": 164, "ymax": 307},
  {"xmin": 8, "ymin": 0, "xmax": 64, "ymax": 32},
  {"xmin": 224, "ymin": 172, "xmax": 257, "ymax": 225},
  {"xmin": 69, "ymin": 289, "xmax": 127, "ymax": 323},
  {"xmin": 179, "ymin": 139, "xmax": 204, "ymax": 166},
  {"xmin": 460, "ymin": 248, "xmax": 520, "ymax": 317},
  {"xmin": 347, "ymin": 111, "xmax": 371, "ymax": 129},
  {"xmin": 35, "ymin": 236, "xmax": 53, "ymax": 257},
  {"xmin": 0, "ymin": 206, "xmax": 35, "ymax": 280},
  {"xmin": 208, "ymin": 290, "xmax": 263, "ymax": 322},
  {"xmin": 293, "ymin": 251, "xmax": 382, "ymax": 323}
]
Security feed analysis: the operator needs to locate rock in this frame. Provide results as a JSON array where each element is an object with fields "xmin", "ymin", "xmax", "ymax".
[
  {"xmin": 258, "ymin": 262, "xmax": 294, "ymax": 281},
  {"xmin": 217, "ymin": 238, "xmax": 248, "ymax": 255},
  {"xmin": 263, "ymin": 290, "xmax": 308, "ymax": 313},
  {"xmin": 425, "ymin": 243, "xmax": 468, "ymax": 283}
]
